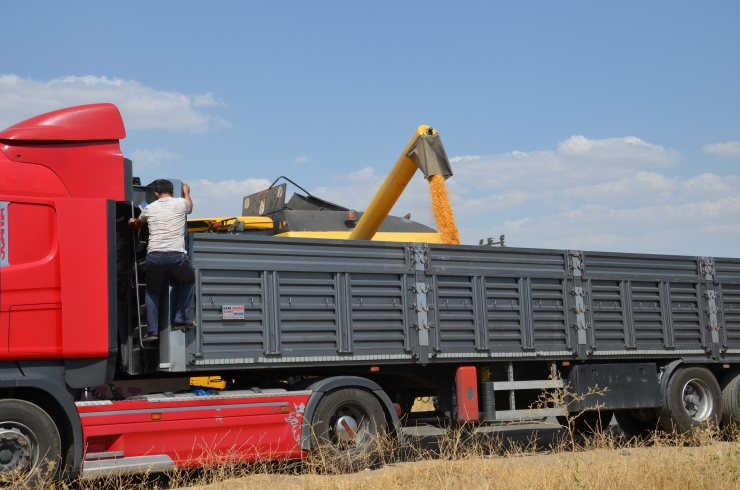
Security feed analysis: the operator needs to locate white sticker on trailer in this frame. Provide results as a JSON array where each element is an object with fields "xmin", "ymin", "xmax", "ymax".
[
  {"xmin": 0, "ymin": 202, "xmax": 8, "ymax": 267},
  {"xmin": 222, "ymin": 305, "xmax": 245, "ymax": 319}
]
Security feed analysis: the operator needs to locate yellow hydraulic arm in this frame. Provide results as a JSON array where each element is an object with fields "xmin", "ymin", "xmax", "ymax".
[{"xmin": 348, "ymin": 125, "xmax": 453, "ymax": 241}]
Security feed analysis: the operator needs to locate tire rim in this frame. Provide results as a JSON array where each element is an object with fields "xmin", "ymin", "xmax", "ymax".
[
  {"xmin": 0, "ymin": 421, "xmax": 40, "ymax": 479},
  {"xmin": 681, "ymin": 378, "xmax": 713, "ymax": 422},
  {"xmin": 334, "ymin": 415, "xmax": 359, "ymax": 442},
  {"xmin": 328, "ymin": 403, "xmax": 372, "ymax": 452}
]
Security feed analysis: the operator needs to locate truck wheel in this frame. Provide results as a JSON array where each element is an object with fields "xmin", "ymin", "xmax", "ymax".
[
  {"xmin": 310, "ymin": 388, "xmax": 387, "ymax": 473},
  {"xmin": 557, "ymin": 410, "xmax": 613, "ymax": 435},
  {"xmin": 720, "ymin": 370, "xmax": 740, "ymax": 427},
  {"xmin": 0, "ymin": 399, "xmax": 61, "ymax": 484},
  {"xmin": 615, "ymin": 408, "xmax": 659, "ymax": 438},
  {"xmin": 659, "ymin": 366, "xmax": 721, "ymax": 433}
]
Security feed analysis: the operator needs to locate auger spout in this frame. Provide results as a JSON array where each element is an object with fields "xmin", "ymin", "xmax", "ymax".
[{"xmin": 348, "ymin": 125, "xmax": 455, "ymax": 241}]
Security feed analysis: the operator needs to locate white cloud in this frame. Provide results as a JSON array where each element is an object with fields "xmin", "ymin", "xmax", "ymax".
[
  {"xmin": 451, "ymin": 135, "xmax": 683, "ymax": 197},
  {"xmin": 557, "ymin": 135, "xmax": 682, "ymax": 166},
  {"xmin": 192, "ymin": 92, "xmax": 226, "ymax": 107},
  {"xmin": 313, "ymin": 167, "xmax": 383, "ymax": 210},
  {"xmin": 678, "ymin": 173, "xmax": 740, "ymax": 204},
  {"xmin": 483, "ymin": 196, "xmax": 740, "ymax": 253},
  {"xmin": 294, "ymin": 155, "xmax": 310, "ymax": 164},
  {"xmin": 458, "ymin": 191, "xmax": 530, "ymax": 212},
  {"xmin": 561, "ymin": 171, "xmax": 677, "ymax": 206},
  {"xmin": 337, "ymin": 166, "xmax": 376, "ymax": 183},
  {"xmin": 130, "ymin": 149, "xmax": 178, "ymax": 172},
  {"xmin": 0, "ymin": 74, "xmax": 226, "ymax": 132},
  {"xmin": 703, "ymin": 141, "xmax": 740, "ymax": 158},
  {"xmin": 445, "ymin": 136, "xmax": 740, "ymax": 255},
  {"xmin": 188, "ymin": 177, "xmax": 271, "ymax": 218}
]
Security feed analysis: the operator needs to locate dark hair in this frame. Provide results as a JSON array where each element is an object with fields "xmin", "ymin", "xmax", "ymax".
[{"xmin": 153, "ymin": 179, "xmax": 174, "ymax": 195}]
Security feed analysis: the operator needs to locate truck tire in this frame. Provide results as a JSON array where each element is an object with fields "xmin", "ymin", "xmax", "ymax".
[
  {"xmin": 557, "ymin": 410, "xmax": 613, "ymax": 435},
  {"xmin": 659, "ymin": 366, "xmax": 721, "ymax": 433},
  {"xmin": 720, "ymin": 370, "xmax": 740, "ymax": 427},
  {"xmin": 0, "ymin": 399, "xmax": 61, "ymax": 484},
  {"xmin": 614, "ymin": 408, "xmax": 659, "ymax": 438},
  {"xmin": 310, "ymin": 388, "xmax": 387, "ymax": 473}
]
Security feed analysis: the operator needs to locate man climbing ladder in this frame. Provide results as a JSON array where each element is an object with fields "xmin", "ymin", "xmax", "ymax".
[{"xmin": 128, "ymin": 179, "xmax": 196, "ymax": 342}]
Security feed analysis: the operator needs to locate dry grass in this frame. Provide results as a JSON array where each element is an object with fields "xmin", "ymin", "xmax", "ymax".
[
  {"xmin": 201, "ymin": 444, "xmax": 740, "ymax": 490},
  {"xmin": 188, "ymin": 425, "xmax": 740, "ymax": 490},
  {"xmin": 9, "ymin": 381, "xmax": 740, "ymax": 489},
  {"xmin": 10, "ymin": 425, "xmax": 740, "ymax": 490}
]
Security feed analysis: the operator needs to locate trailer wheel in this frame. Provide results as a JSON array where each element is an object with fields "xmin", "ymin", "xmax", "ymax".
[
  {"xmin": 659, "ymin": 366, "xmax": 721, "ymax": 433},
  {"xmin": 615, "ymin": 409, "xmax": 659, "ymax": 438},
  {"xmin": 557, "ymin": 410, "xmax": 613, "ymax": 435},
  {"xmin": 720, "ymin": 370, "xmax": 740, "ymax": 427},
  {"xmin": 310, "ymin": 388, "xmax": 387, "ymax": 473},
  {"xmin": 0, "ymin": 400, "xmax": 61, "ymax": 484}
]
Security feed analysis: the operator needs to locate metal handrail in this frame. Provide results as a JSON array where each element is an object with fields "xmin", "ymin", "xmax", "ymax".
[
  {"xmin": 268, "ymin": 175, "xmax": 314, "ymax": 197},
  {"xmin": 130, "ymin": 201, "xmax": 145, "ymax": 347}
]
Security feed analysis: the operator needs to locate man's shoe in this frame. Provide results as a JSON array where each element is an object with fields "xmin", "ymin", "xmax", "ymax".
[{"xmin": 143, "ymin": 332, "xmax": 158, "ymax": 343}]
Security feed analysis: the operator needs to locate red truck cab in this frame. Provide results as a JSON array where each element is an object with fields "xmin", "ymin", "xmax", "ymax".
[
  {"xmin": 0, "ymin": 104, "xmax": 134, "ymax": 481},
  {"xmin": 0, "ymin": 103, "xmax": 127, "ymax": 373}
]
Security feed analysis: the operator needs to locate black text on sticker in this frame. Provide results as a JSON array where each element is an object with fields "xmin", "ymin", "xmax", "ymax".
[{"xmin": 222, "ymin": 305, "xmax": 245, "ymax": 320}]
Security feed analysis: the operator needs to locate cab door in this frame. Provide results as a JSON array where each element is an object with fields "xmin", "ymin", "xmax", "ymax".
[
  {"xmin": 0, "ymin": 199, "xmax": 63, "ymax": 357},
  {"xmin": 0, "ymin": 158, "xmax": 68, "ymax": 359}
]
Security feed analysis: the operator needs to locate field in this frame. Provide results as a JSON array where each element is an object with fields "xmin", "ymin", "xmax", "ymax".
[
  {"xmin": 10, "ymin": 388, "xmax": 740, "ymax": 490},
  {"xmin": 197, "ymin": 443, "xmax": 740, "ymax": 490}
]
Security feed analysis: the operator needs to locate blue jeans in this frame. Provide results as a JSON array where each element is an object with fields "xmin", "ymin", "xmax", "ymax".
[{"xmin": 145, "ymin": 252, "xmax": 195, "ymax": 335}]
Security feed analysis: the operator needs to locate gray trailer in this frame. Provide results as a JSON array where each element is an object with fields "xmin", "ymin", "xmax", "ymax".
[{"xmin": 117, "ymin": 225, "xmax": 740, "ymax": 437}]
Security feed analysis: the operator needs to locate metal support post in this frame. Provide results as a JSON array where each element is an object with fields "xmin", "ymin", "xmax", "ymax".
[{"xmin": 507, "ymin": 361, "xmax": 515, "ymax": 411}]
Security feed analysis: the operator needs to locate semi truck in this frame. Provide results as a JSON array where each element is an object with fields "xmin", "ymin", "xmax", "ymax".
[{"xmin": 2, "ymin": 103, "xmax": 740, "ymax": 482}]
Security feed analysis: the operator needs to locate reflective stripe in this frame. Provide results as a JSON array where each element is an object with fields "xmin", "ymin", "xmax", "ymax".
[
  {"xmin": 591, "ymin": 349, "xmax": 705, "ymax": 356},
  {"xmin": 0, "ymin": 201, "xmax": 8, "ymax": 267},
  {"xmin": 79, "ymin": 401, "xmax": 287, "ymax": 417}
]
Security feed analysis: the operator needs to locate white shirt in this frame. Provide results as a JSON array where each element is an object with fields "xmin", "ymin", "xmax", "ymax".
[{"xmin": 139, "ymin": 197, "xmax": 190, "ymax": 253}]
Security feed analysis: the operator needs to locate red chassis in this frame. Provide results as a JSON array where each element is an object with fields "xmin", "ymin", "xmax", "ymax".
[{"xmin": 77, "ymin": 390, "xmax": 311, "ymax": 475}]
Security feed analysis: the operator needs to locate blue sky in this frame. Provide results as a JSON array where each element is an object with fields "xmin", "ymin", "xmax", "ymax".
[{"xmin": 1, "ymin": 2, "xmax": 739, "ymax": 256}]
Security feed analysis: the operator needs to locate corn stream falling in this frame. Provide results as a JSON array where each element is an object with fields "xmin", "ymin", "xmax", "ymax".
[{"xmin": 428, "ymin": 174, "xmax": 460, "ymax": 245}]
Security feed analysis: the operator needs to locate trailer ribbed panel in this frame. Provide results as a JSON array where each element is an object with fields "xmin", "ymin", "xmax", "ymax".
[
  {"xmin": 199, "ymin": 269, "xmax": 265, "ymax": 360},
  {"xmin": 192, "ymin": 235, "xmax": 409, "ymax": 273},
  {"xmin": 428, "ymin": 245, "xmax": 568, "ymax": 277},
  {"xmin": 278, "ymin": 272, "xmax": 338, "ymax": 356},
  {"xmin": 435, "ymin": 276, "xmax": 477, "ymax": 353},
  {"xmin": 584, "ymin": 252, "xmax": 699, "ymax": 280},
  {"xmin": 485, "ymin": 277, "xmax": 523, "ymax": 351},
  {"xmin": 530, "ymin": 278, "xmax": 568, "ymax": 351},
  {"xmin": 721, "ymin": 284, "xmax": 740, "ymax": 348},
  {"xmin": 591, "ymin": 280, "xmax": 627, "ymax": 351},
  {"xmin": 669, "ymin": 283, "xmax": 703, "ymax": 350},
  {"xmin": 631, "ymin": 282, "xmax": 666, "ymax": 350},
  {"xmin": 191, "ymin": 235, "xmax": 413, "ymax": 366},
  {"xmin": 349, "ymin": 274, "xmax": 407, "ymax": 354},
  {"xmin": 716, "ymin": 258, "xmax": 740, "ymax": 283}
]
